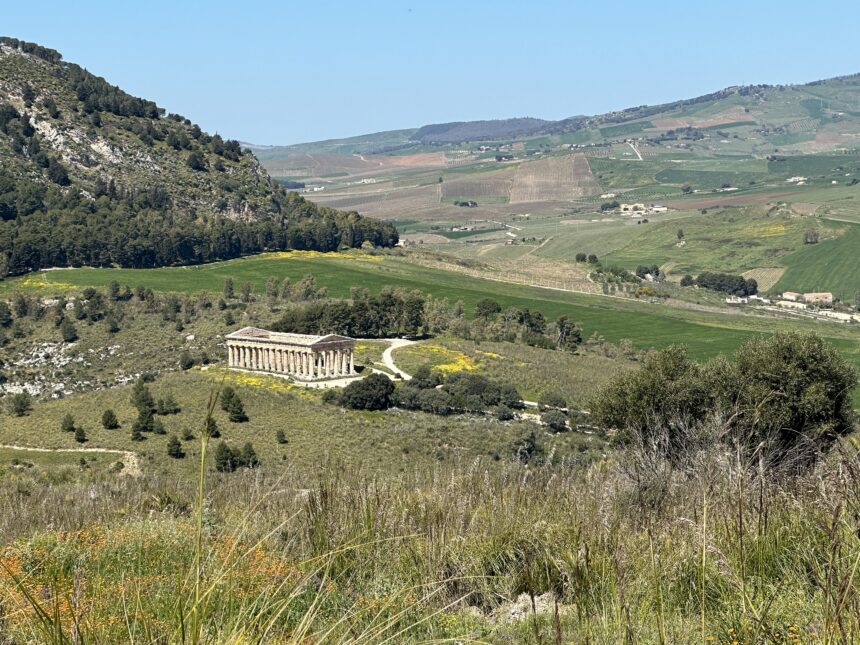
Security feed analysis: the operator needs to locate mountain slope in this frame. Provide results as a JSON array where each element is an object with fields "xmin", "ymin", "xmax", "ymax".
[{"xmin": 0, "ymin": 37, "xmax": 397, "ymax": 276}]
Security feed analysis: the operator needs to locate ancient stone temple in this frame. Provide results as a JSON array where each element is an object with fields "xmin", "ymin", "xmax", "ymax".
[{"xmin": 225, "ymin": 327, "xmax": 356, "ymax": 380}]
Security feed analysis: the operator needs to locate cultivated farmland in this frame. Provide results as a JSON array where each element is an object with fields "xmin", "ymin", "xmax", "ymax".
[{"xmin": 509, "ymin": 154, "xmax": 600, "ymax": 203}]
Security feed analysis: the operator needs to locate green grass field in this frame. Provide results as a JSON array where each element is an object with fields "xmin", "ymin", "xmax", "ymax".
[
  {"xmin": 4, "ymin": 249, "xmax": 858, "ymax": 359},
  {"xmin": 775, "ymin": 223, "xmax": 860, "ymax": 297},
  {"xmin": 0, "ymin": 368, "xmax": 603, "ymax": 478}
]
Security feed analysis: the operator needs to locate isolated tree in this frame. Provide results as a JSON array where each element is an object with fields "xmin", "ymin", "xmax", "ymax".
[
  {"xmin": 575, "ymin": 252, "xmax": 587, "ymax": 262},
  {"xmin": 167, "ymin": 435, "xmax": 185, "ymax": 459},
  {"xmin": 223, "ymin": 277, "xmax": 235, "ymax": 300},
  {"xmin": 74, "ymin": 426, "xmax": 87, "ymax": 443},
  {"xmin": 60, "ymin": 317, "xmax": 78, "ymax": 343},
  {"xmin": 587, "ymin": 254, "xmax": 599, "ymax": 264},
  {"xmin": 804, "ymin": 229, "xmax": 820, "ymax": 245},
  {"xmin": 102, "ymin": 409, "xmax": 119, "ymax": 429},
  {"xmin": 225, "ymin": 393, "xmax": 247, "ymax": 423},
  {"xmin": 677, "ymin": 229, "xmax": 685, "ymax": 240},
  {"xmin": 7, "ymin": 392, "xmax": 31, "ymax": 417},
  {"xmin": 680, "ymin": 274, "xmax": 695, "ymax": 287},
  {"xmin": 60, "ymin": 413, "xmax": 75, "ymax": 433},
  {"xmin": 276, "ymin": 429, "xmax": 288, "ymax": 444},
  {"xmin": 107, "ymin": 280, "xmax": 120, "ymax": 301},
  {"xmin": 240, "ymin": 283, "xmax": 253, "ymax": 303}
]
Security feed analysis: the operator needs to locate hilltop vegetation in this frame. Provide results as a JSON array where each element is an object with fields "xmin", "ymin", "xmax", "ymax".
[{"xmin": 0, "ymin": 38, "xmax": 396, "ymax": 277}]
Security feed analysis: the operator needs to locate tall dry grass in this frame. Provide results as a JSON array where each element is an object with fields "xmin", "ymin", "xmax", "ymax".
[{"xmin": 1, "ymin": 423, "xmax": 859, "ymax": 642}]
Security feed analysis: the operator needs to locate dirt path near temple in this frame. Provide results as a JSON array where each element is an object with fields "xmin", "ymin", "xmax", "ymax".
[{"xmin": 0, "ymin": 443, "xmax": 142, "ymax": 476}]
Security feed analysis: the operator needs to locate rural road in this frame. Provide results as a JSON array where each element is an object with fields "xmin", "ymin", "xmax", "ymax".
[
  {"xmin": 382, "ymin": 339, "xmax": 540, "ymax": 409},
  {"xmin": 0, "ymin": 443, "xmax": 141, "ymax": 476},
  {"xmin": 382, "ymin": 338, "xmax": 416, "ymax": 380}
]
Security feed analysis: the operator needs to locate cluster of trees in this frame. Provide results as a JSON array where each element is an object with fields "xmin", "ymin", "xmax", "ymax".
[
  {"xmin": 691, "ymin": 271, "xmax": 758, "ymax": 296},
  {"xmin": 275, "ymin": 289, "xmax": 584, "ymax": 354},
  {"xmin": 591, "ymin": 333, "xmax": 856, "ymax": 467},
  {"xmin": 635, "ymin": 265, "xmax": 662, "ymax": 281},
  {"xmin": 0, "ymin": 177, "xmax": 398, "ymax": 276},
  {"xmin": 329, "ymin": 366, "xmax": 523, "ymax": 418},
  {"xmin": 60, "ymin": 413, "xmax": 88, "ymax": 443},
  {"xmin": 574, "ymin": 253, "xmax": 599, "ymax": 264},
  {"xmin": 214, "ymin": 441, "xmax": 259, "ymax": 472},
  {"xmin": 276, "ymin": 288, "xmax": 426, "ymax": 338}
]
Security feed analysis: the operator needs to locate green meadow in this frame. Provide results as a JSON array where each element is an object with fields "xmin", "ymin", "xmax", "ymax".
[{"xmin": 4, "ymin": 251, "xmax": 860, "ymax": 401}]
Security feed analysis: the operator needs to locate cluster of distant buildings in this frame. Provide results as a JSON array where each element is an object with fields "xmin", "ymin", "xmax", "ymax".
[{"xmin": 727, "ymin": 290, "xmax": 859, "ymax": 323}]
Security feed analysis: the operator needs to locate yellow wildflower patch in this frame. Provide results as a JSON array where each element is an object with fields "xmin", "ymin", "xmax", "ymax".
[
  {"xmin": 201, "ymin": 366, "xmax": 312, "ymax": 397},
  {"xmin": 261, "ymin": 250, "xmax": 383, "ymax": 262},
  {"xmin": 742, "ymin": 222, "xmax": 787, "ymax": 237},
  {"xmin": 475, "ymin": 350, "xmax": 503, "ymax": 359}
]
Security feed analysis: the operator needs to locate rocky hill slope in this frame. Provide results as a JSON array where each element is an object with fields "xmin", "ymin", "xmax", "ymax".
[{"xmin": 0, "ymin": 38, "xmax": 396, "ymax": 276}]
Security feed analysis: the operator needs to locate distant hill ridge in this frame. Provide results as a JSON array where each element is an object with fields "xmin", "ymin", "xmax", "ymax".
[
  {"xmin": 0, "ymin": 37, "xmax": 397, "ymax": 277},
  {"xmin": 259, "ymin": 72, "xmax": 860, "ymax": 153}
]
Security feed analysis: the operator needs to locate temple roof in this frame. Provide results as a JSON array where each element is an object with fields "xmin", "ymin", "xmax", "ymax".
[{"xmin": 225, "ymin": 327, "xmax": 354, "ymax": 348}]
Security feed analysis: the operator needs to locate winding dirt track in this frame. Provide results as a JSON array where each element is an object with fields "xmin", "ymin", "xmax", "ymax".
[{"xmin": 0, "ymin": 443, "xmax": 141, "ymax": 476}]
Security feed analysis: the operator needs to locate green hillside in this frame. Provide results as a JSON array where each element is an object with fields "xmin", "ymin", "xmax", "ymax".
[{"xmin": 0, "ymin": 37, "xmax": 397, "ymax": 277}]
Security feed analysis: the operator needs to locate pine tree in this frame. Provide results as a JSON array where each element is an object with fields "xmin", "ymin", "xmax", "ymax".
[
  {"xmin": 226, "ymin": 393, "xmax": 247, "ymax": 423},
  {"xmin": 214, "ymin": 441, "xmax": 238, "ymax": 472},
  {"xmin": 101, "ymin": 409, "xmax": 119, "ymax": 429},
  {"xmin": 61, "ymin": 413, "xmax": 75, "ymax": 433},
  {"xmin": 223, "ymin": 277, "xmax": 235, "ymax": 300},
  {"xmin": 205, "ymin": 416, "xmax": 220, "ymax": 438},
  {"xmin": 130, "ymin": 379, "xmax": 155, "ymax": 414},
  {"xmin": 152, "ymin": 418, "xmax": 166, "ymax": 435},
  {"xmin": 167, "ymin": 435, "xmax": 185, "ymax": 458},
  {"xmin": 241, "ymin": 442, "xmax": 259, "ymax": 468},
  {"xmin": 74, "ymin": 426, "xmax": 87, "ymax": 443},
  {"xmin": 130, "ymin": 427, "xmax": 144, "ymax": 442}
]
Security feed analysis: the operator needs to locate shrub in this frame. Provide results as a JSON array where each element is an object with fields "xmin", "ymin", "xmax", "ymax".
[
  {"xmin": 74, "ymin": 426, "xmax": 87, "ymax": 443},
  {"xmin": 542, "ymin": 409, "xmax": 568, "ymax": 433},
  {"xmin": 591, "ymin": 333, "xmax": 857, "ymax": 466},
  {"xmin": 275, "ymin": 429, "xmax": 288, "ymax": 444},
  {"xmin": 495, "ymin": 404, "xmax": 515, "ymax": 421},
  {"xmin": 538, "ymin": 392, "xmax": 567, "ymax": 411},
  {"xmin": 152, "ymin": 418, "xmax": 166, "ymax": 435},
  {"xmin": 60, "ymin": 317, "xmax": 78, "ymax": 342},
  {"xmin": 179, "ymin": 350, "xmax": 194, "ymax": 370}
]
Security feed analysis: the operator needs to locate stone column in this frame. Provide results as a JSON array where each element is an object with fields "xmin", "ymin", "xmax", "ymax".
[
  {"xmin": 333, "ymin": 349, "xmax": 340, "ymax": 376},
  {"xmin": 349, "ymin": 349, "xmax": 354, "ymax": 374},
  {"xmin": 325, "ymin": 350, "xmax": 331, "ymax": 377},
  {"xmin": 241, "ymin": 346, "xmax": 247, "ymax": 368}
]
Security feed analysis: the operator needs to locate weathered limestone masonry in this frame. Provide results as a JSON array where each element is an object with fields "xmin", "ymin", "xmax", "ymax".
[{"xmin": 225, "ymin": 327, "xmax": 356, "ymax": 380}]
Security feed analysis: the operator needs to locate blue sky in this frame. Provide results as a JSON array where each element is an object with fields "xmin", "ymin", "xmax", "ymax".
[{"xmin": 4, "ymin": 0, "xmax": 859, "ymax": 144}]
